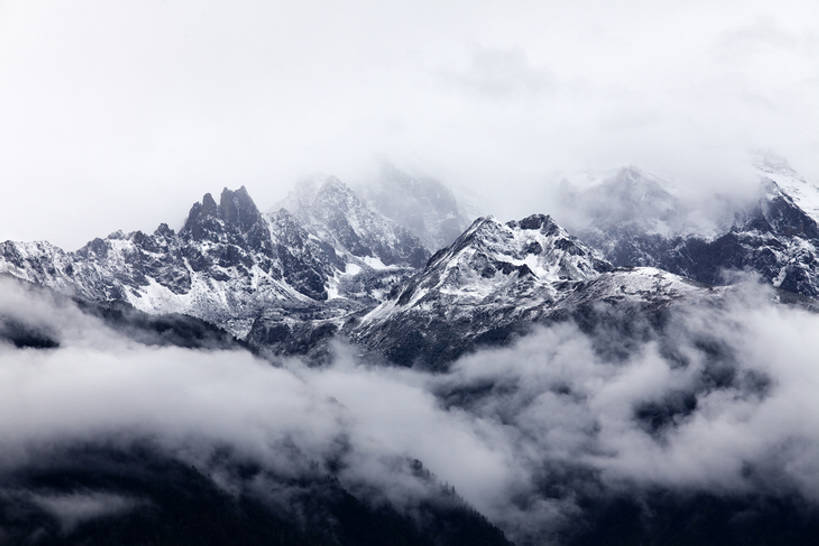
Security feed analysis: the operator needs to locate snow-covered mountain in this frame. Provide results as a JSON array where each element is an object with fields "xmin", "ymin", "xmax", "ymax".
[
  {"xmin": 559, "ymin": 160, "xmax": 819, "ymax": 298},
  {"xmin": 3, "ymin": 159, "xmax": 818, "ymax": 366},
  {"xmin": 0, "ymin": 184, "xmax": 424, "ymax": 339},
  {"xmin": 350, "ymin": 213, "xmax": 716, "ymax": 367},
  {"xmin": 757, "ymin": 153, "xmax": 819, "ymax": 222}
]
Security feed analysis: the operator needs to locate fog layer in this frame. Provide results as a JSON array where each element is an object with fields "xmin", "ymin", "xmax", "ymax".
[
  {"xmin": 2, "ymin": 278, "xmax": 819, "ymax": 542},
  {"xmin": 1, "ymin": 1, "xmax": 817, "ymax": 246}
]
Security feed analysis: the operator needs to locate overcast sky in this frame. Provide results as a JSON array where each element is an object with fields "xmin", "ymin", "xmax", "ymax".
[{"xmin": 1, "ymin": 0, "xmax": 817, "ymax": 248}]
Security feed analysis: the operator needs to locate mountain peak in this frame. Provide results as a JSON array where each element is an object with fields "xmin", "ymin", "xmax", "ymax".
[
  {"xmin": 617, "ymin": 164, "xmax": 645, "ymax": 180},
  {"xmin": 508, "ymin": 213, "xmax": 558, "ymax": 233},
  {"xmin": 754, "ymin": 154, "xmax": 819, "ymax": 224},
  {"xmin": 277, "ymin": 176, "xmax": 430, "ymax": 268},
  {"xmin": 180, "ymin": 186, "xmax": 266, "ymax": 245},
  {"xmin": 313, "ymin": 177, "xmax": 360, "ymax": 212},
  {"xmin": 393, "ymin": 213, "xmax": 611, "ymax": 310},
  {"xmin": 219, "ymin": 185, "xmax": 262, "ymax": 232},
  {"xmin": 154, "ymin": 222, "xmax": 175, "ymax": 238},
  {"xmin": 354, "ymin": 213, "xmax": 618, "ymax": 367},
  {"xmin": 556, "ymin": 166, "xmax": 682, "ymax": 243},
  {"xmin": 608, "ymin": 167, "xmax": 673, "ymax": 198},
  {"xmin": 278, "ymin": 176, "xmax": 357, "ymax": 218},
  {"xmin": 183, "ymin": 191, "xmax": 217, "ymax": 224},
  {"xmin": 201, "ymin": 192, "xmax": 218, "ymax": 216},
  {"xmin": 318, "ymin": 176, "xmax": 350, "ymax": 194}
]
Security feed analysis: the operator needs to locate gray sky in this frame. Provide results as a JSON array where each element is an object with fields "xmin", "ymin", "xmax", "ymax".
[{"xmin": 1, "ymin": 0, "xmax": 817, "ymax": 248}]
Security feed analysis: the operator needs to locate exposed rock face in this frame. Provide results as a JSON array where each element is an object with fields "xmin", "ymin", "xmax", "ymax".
[{"xmin": 267, "ymin": 208, "xmax": 345, "ymax": 301}]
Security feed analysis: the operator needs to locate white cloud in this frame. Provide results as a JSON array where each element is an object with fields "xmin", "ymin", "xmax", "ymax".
[
  {"xmin": 0, "ymin": 1, "xmax": 817, "ymax": 246},
  {"xmin": 3, "ymin": 276, "xmax": 819, "ymax": 542}
]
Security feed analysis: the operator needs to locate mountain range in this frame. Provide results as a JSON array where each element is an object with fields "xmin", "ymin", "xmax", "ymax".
[{"xmin": 3, "ymin": 159, "xmax": 818, "ymax": 367}]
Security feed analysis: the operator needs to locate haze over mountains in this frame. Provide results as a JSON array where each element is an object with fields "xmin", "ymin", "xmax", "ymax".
[{"xmin": 3, "ymin": 157, "xmax": 819, "ymax": 544}]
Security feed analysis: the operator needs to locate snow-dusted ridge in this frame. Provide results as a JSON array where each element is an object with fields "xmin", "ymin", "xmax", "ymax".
[
  {"xmin": 385, "ymin": 213, "xmax": 612, "ymax": 310},
  {"xmin": 556, "ymin": 158, "xmax": 819, "ymax": 299},
  {"xmin": 349, "ymin": 213, "xmax": 728, "ymax": 368},
  {"xmin": 0, "ymin": 183, "xmax": 425, "ymax": 340},
  {"xmin": 2, "ymin": 159, "xmax": 818, "ymax": 365}
]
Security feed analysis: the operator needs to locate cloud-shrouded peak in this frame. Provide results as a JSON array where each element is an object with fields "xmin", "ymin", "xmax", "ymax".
[
  {"xmin": 554, "ymin": 167, "xmax": 683, "ymax": 238},
  {"xmin": 278, "ymin": 176, "xmax": 430, "ymax": 268},
  {"xmin": 360, "ymin": 164, "xmax": 471, "ymax": 251},
  {"xmin": 318, "ymin": 175, "xmax": 354, "ymax": 196},
  {"xmin": 755, "ymin": 151, "xmax": 819, "ymax": 224}
]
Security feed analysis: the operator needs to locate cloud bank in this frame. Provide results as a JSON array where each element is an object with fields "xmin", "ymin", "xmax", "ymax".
[
  {"xmin": 1, "ymin": 1, "xmax": 817, "ymax": 246},
  {"xmin": 2, "ymin": 277, "xmax": 819, "ymax": 543}
]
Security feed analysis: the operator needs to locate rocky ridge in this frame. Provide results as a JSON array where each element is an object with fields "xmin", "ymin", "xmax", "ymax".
[
  {"xmin": 2, "ymin": 160, "xmax": 818, "ymax": 366},
  {"xmin": 562, "ymin": 159, "xmax": 819, "ymax": 298},
  {"xmin": 1, "ymin": 181, "xmax": 426, "ymax": 340}
]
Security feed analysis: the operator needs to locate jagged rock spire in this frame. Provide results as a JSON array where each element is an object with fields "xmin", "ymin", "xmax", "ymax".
[
  {"xmin": 182, "ymin": 186, "xmax": 265, "ymax": 239},
  {"xmin": 219, "ymin": 186, "xmax": 262, "ymax": 232}
]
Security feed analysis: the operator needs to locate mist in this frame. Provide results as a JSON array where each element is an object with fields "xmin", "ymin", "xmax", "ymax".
[
  {"xmin": 1, "ymin": 0, "xmax": 818, "ymax": 247},
  {"xmin": 2, "ymin": 274, "xmax": 819, "ymax": 543}
]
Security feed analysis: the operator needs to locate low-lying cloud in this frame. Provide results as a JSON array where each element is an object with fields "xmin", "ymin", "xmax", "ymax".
[{"xmin": 2, "ymin": 277, "xmax": 819, "ymax": 543}]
